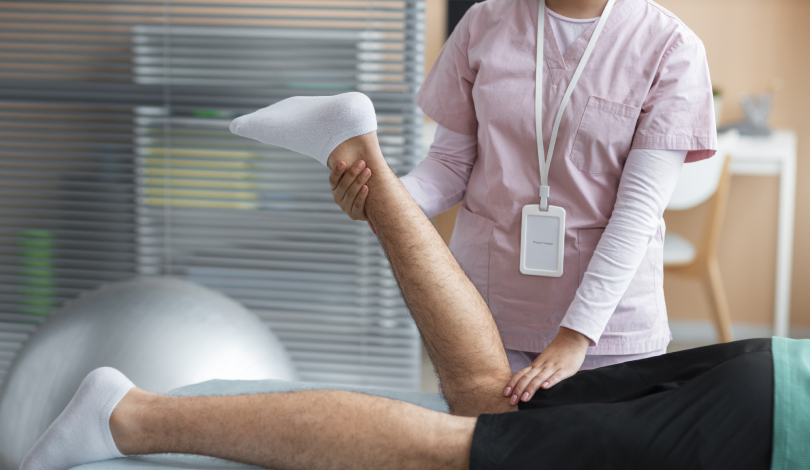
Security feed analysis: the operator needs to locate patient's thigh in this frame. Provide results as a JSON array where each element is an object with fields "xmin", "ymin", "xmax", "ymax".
[
  {"xmin": 472, "ymin": 349, "xmax": 773, "ymax": 470},
  {"xmin": 523, "ymin": 338, "xmax": 772, "ymax": 409}
]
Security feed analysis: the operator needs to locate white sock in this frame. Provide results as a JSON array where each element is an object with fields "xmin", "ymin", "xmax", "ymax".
[
  {"xmin": 20, "ymin": 368, "xmax": 135, "ymax": 470},
  {"xmin": 229, "ymin": 92, "xmax": 378, "ymax": 166}
]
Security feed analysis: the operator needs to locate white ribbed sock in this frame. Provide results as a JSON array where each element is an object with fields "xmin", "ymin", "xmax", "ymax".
[
  {"xmin": 229, "ymin": 92, "xmax": 378, "ymax": 166},
  {"xmin": 20, "ymin": 368, "xmax": 135, "ymax": 470}
]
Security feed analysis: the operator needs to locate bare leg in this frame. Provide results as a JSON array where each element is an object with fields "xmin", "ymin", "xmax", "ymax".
[
  {"xmin": 112, "ymin": 388, "xmax": 475, "ymax": 470},
  {"xmin": 326, "ymin": 133, "xmax": 514, "ymax": 416}
]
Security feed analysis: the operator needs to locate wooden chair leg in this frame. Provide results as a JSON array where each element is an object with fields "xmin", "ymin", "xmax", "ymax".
[{"xmin": 704, "ymin": 258, "xmax": 734, "ymax": 343}]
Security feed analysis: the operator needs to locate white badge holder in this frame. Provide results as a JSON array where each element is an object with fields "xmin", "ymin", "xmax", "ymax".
[
  {"xmin": 520, "ymin": 204, "xmax": 565, "ymax": 277},
  {"xmin": 519, "ymin": 0, "xmax": 615, "ymax": 277}
]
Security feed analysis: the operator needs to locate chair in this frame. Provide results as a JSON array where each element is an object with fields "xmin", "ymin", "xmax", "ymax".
[{"xmin": 664, "ymin": 130, "xmax": 740, "ymax": 343}]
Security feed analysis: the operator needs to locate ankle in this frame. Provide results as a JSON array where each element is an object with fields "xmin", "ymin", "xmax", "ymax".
[
  {"xmin": 109, "ymin": 388, "xmax": 157, "ymax": 455},
  {"xmin": 327, "ymin": 131, "xmax": 388, "ymax": 172}
]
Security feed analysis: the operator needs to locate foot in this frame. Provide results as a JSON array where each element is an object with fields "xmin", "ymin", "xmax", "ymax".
[
  {"xmin": 20, "ymin": 368, "xmax": 135, "ymax": 470},
  {"xmin": 229, "ymin": 92, "xmax": 378, "ymax": 166}
]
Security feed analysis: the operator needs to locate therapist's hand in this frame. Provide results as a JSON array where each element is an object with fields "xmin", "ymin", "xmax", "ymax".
[
  {"xmin": 329, "ymin": 159, "xmax": 372, "ymax": 221},
  {"xmin": 504, "ymin": 327, "xmax": 589, "ymax": 404}
]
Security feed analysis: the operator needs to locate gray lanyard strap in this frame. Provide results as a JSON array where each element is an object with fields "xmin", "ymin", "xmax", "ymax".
[{"xmin": 535, "ymin": 0, "xmax": 616, "ymax": 210}]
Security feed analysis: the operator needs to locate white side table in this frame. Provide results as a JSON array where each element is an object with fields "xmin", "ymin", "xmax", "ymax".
[{"xmin": 728, "ymin": 130, "xmax": 797, "ymax": 337}]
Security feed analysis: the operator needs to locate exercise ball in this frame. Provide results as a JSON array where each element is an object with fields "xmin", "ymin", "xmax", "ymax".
[{"xmin": 0, "ymin": 277, "xmax": 297, "ymax": 470}]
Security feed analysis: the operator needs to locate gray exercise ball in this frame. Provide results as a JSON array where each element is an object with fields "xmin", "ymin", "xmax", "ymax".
[{"xmin": 0, "ymin": 277, "xmax": 297, "ymax": 470}]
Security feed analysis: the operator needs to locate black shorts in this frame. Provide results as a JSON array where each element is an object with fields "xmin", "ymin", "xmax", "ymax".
[{"xmin": 470, "ymin": 339, "xmax": 774, "ymax": 470}]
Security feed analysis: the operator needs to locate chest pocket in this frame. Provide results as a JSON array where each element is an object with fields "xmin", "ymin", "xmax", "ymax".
[{"xmin": 569, "ymin": 96, "xmax": 641, "ymax": 175}]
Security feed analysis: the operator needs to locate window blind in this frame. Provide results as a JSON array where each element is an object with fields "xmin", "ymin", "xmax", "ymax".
[{"xmin": 0, "ymin": 0, "xmax": 426, "ymax": 391}]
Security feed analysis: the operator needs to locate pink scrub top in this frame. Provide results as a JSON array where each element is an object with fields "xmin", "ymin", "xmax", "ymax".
[{"xmin": 415, "ymin": 0, "xmax": 717, "ymax": 355}]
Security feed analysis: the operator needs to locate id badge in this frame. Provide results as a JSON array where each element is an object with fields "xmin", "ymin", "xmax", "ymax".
[{"xmin": 520, "ymin": 205, "xmax": 565, "ymax": 277}]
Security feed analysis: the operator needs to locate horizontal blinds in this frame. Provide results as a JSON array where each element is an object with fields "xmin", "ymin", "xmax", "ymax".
[{"xmin": 0, "ymin": 0, "xmax": 426, "ymax": 391}]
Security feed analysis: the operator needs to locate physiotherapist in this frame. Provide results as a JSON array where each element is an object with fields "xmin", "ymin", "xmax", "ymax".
[{"xmin": 330, "ymin": 0, "xmax": 717, "ymax": 402}]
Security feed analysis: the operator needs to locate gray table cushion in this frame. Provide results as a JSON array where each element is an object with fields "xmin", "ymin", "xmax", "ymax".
[{"xmin": 71, "ymin": 379, "xmax": 448, "ymax": 470}]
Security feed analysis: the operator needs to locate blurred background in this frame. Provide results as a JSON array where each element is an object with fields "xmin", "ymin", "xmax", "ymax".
[
  {"xmin": 0, "ymin": 0, "xmax": 807, "ymax": 396},
  {"xmin": 0, "ymin": 1, "xmax": 427, "ymax": 394}
]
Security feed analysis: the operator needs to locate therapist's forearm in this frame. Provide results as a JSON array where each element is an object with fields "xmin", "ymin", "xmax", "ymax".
[
  {"xmin": 401, "ymin": 159, "xmax": 466, "ymax": 218},
  {"xmin": 400, "ymin": 125, "xmax": 477, "ymax": 218},
  {"xmin": 560, "ymin": 149, "xmax": 687, "ymax": 344}
]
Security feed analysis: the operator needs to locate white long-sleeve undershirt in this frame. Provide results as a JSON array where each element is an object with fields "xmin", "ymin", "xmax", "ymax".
[
  {"xmin": 401, "ymin": 125, "xmax": 686, "ymax": 344},
  {"xmin": 546, "ymin": 8, "xmax": 597, "ymax": 55},
  {"xmin": 400, "ymin": 125, "xmax": 478, "ymax": 217},
  {"xmin": 559, "ymin": 147, "xmax": 685, "ymax": 343}
]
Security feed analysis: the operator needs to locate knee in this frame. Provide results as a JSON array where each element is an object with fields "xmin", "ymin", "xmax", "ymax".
[
  {"xmin": 443, "ymin": 372, "xmax": 515, "ymax": 417},
  {"xmin": 411, "ymin": 415, "xmax": 476, "ymax": 470}
]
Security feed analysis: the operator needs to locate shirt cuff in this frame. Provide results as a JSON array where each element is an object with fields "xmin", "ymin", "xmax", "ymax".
[
  {"xmin": 414, "ymin": 94, "xmax": 478, "ymax": 136},
  {"xmin": 559, "ymin": 304, "xmax": 603, "ymax": 347},
  {"xmin": 632, "ymin": 132, "xmax": 717, "ymax": 163},
  {"xmin": 399, "ymin": 175, "xmax": 426, "ymax": 214},
  {"xmin": 400, "ymin": 173, "xmax": 465, "ymax": 219}
]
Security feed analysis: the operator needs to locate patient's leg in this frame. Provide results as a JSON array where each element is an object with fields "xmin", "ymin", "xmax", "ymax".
[
  {"xmin": 326, "ymin": 133, "xmax": 514, "ymax": 416},
  {"xmin": 235, "ymin": 97, "xmax": 511, "ymax": 415},
  {"xmin": 22, "ymin": 367, "xmax": 476, "ymax": 470},
  {"xmin": 110, "ymin": 387, "xmax": 475, "ymax": 470}
]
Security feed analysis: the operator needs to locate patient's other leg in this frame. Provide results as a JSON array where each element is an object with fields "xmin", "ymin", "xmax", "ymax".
[
  {"xmin": 327, "ymin": 133, "xmax": 514, "ymax": 416},
  {"xmin": 110, "ymin": 387, "xmax": 475, "ymax": 470},
  {"xmin": 22, "ymin": 367, "xmax": 477, "ymax": 470}
]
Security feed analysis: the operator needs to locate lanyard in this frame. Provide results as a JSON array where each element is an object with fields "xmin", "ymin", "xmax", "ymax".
[{"xmin": 535, "ymin": 0, "xmax": 616, "ymax": 210}]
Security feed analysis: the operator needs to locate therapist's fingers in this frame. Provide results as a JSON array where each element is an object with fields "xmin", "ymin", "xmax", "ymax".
[
  {"xmin": 523, "ymin": 367, "xmax": 563, "ymax": 399},
  {"xmin": 524, "ymin": 366, "xmax": 577, "ymax": 400},
  {"xmin": 541, "ymin": 369, "xmax": 571, "ymax": 390},
  {"xmin": 329, "ymin": 161, "xmax": 347, "ymax": 190},
  {"xmin": 330, "ymin": 160, "xmax": 368, "ymax": 218},
  {"xmin": 511, "ymin": 366, "xmax": 546, "ymax": 405},
  {"xmin": 340, "ymin": 168, "xmax": 371, "ymax": 220},
  {"xmin": 351, "ymin": 185, "xmax": 370, "ymax": 220},
  {"xmin": 330, "ymin": 160, "xmax": 365, "ymax": 193},
  {"xmin": 336, "ymin": 160, "xmax": 367, "ymax": 196},
  {"xmin": 504, "ymin": 367, "xmax": 532, "ymax": 396},
  {"xmin": 340, "ymin": 167, "xmax": 371, "ymax": 207}
]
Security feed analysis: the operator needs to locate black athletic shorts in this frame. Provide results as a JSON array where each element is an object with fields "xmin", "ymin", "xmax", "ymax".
[{"xmin": 470, "ymin": 339, "xmax": 774, "ymax": 470}]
